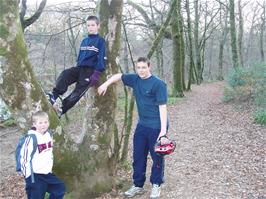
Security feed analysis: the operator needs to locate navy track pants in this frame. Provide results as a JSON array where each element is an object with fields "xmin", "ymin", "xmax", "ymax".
[
  {"xmin": 53, "ymin": 67, "xmax": 94, "ymax": 114},
  {"xmin": 133, "ymin": 123, "xmax": 165, "ymax": 187},
  {"xmin": 25, "ymin": 173, "xmax": 65, "ymax": 199}
]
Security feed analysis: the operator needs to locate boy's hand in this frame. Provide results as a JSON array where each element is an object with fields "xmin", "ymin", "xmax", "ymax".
[
  {"xmin": 98, "ymin": 84, "xmax": 108, "ymax": 96},
  {"xmin": 157, "ymin": 133, "xmax": 170, "ymax": 145},
  {"xmin": 89, "ymin": 70, "xmax": 101, "ymax": 86}
]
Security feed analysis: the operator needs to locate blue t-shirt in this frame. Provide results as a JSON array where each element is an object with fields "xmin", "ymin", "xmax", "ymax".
[{"xmin": 122, "ymin": 74, "xmax": 168, "ymax": 129}]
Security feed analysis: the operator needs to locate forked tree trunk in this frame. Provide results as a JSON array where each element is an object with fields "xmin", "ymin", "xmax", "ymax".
[
  {"xmin": 0, "ymin": 0, "xmax": 124, "ymax": 198},
  {"xmin": 0, "ymin": 0, "xmax": 60, "ymax": 130}
]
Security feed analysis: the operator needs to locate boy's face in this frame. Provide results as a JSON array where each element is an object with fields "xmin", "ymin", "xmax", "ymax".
[
  {"xmin": 87, "ymin": 20, "xmax": 99, "ymax": 34},
  {"xmin": 136, "ymin": 61, "xmax": 151, "ymax": 79},
  {"xmin": 33, "ymin": 116, "xmax": 49, "ymax": 134}
]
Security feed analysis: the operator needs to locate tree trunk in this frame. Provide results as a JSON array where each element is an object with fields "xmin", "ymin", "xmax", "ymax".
[
  {"xmin": 172, "ymin": 0, "xmax": 184, "ymax": 97},
  {"xmin": 120, "ymin": 21, "xmax": 135, "ymax": 163},
  {"xmin": 259, "ymin": 2, "xmax": 265, "ymax": 62},
  {"xmin": 0, "ymin": 0, "xmax": 60, "ymax": 130},
  {"xmin": 194, "ymin": 0, "xmax": 202, "ymax": 84},
  {"xmin": 238, "ymin": 0, "xmax": 244, "ymax": 67},
  {"xmin": 218, "ymin": 3, "xmax": 229, "ymax": 81},
  {"xmin": 185, "ymin": 0, "xmax": 196, "ymax": 90},
  {"xmin": 229, "ymin": 0, "xmax": 240, "ymax": 68},
  {"xmin": 1, "ymin": 0, "xmax": 124, "ymax": 198}
]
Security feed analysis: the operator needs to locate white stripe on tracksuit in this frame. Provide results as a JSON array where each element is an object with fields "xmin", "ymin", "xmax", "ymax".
[{"xmin": 20, "ymin": 130, "xmax": 53, "ymax": 178}]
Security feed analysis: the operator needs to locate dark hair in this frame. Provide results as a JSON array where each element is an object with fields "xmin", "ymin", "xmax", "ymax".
[
  {"xmin": 86, "ymin": 15, "xmax": 100, "ymax": 25},
  {"xmin": 137, "ymin": 57, "xmax": 150, "ymax": 67}
]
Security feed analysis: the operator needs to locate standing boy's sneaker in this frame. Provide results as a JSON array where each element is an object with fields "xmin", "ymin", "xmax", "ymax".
[
  {"xmin": 124, "ymin": 185, "xmax": 144, "ymax": 198},
  {"xmin": 150, "ymin": 184, "xmax": 161, "ymax": 198}
]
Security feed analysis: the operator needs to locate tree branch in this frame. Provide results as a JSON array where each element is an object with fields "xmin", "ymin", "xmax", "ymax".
[
  {"xmin": 21, "ymin": 0, "xmax": 47, "ymax": 31},
  {"xmin": 147, "ymin": 0, "xmax": 177, "ymax": 59}
]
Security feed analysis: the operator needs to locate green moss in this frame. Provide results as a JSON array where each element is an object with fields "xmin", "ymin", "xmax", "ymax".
[
  {"xmin": 97, "ymin": 133, "xmax": 110, "ymax": 145},
  {"xmin": 0, "ymin": 25, "xmax": 9, "ymax": 40},
  {"xmin": 91, "ymin": 181, "xmax": 113, "ymax": 196},
  {"xmin": 0, "ymin": 47, "xmax": 7, "ymax": 56},
  {"xmin": 168, "ymin": 97, "xmax": 183, "ymax": 105}
]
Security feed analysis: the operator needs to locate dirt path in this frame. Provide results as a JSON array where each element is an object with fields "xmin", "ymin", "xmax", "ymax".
[
  {"xmin": 1, "ymin": 82, "xmax": 265, "ymax": 199},
  {"xmin": 131, "ymin": 82, "xmax": 265, "ymax": 199}
]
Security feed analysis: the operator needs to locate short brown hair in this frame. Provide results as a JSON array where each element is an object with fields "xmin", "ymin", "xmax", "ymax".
[
  {"xmin": 87, "ymin": 15, "xmax": 100, "ymax": 25},
  {"xmin": 32, "ymin": 111, "xmax": 48, "ymax": 124},
  {"xmin": 137, "ymin": 57, "xmax": 150, "ymax": 67}
]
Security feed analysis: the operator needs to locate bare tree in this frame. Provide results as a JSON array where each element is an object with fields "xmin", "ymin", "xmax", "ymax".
[{"xmin": 20, "ymin": 0, "xmax": 47, "ymax": 31}]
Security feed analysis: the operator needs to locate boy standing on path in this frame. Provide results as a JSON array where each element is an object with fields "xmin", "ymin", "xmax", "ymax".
[
  {"xmin": 19, "ymin": 111, "xmax": 65, "ymax": 199},
  {"xmin": 48, "ymin": 15, "xmax": 106, "ymax": 116},
  {"xmin": 98, "ymin": 57, "xmax": 169, "ymax": 198}
]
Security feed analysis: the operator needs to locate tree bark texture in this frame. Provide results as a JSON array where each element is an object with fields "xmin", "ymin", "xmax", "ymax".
[
  {"xmin": 194, "ymin": 0, "xmax": 201, "ymax": 84},
  {"xmin": 238, "ymin": 0, "xmax": 244, "ymax": 67},
  {"xmin": 1, "ymin": 0, "xmax": 124, "ymax": 198},
  {"xmin": 55, "ymin": 0, "xmax": 124, "ymax": 197},
  {"xmin": 218, "ymin": 4, "xmax": 229, "ymax": 81},
  {"xmin": 229, "ymin": 0, "xmax": 240, "ymax": 68},
  {"xmin": 171, "ymin": 0, "xmax": 184, "ymax": 97},
  {"xmin": 185, "ymin": 0, "xmax": 196, "ymax": 90},
  {"xmin": 0, "ymin": 0, "xmax": 60, "ymax": 130},
  {"xmin": 259, "ymin": 2, "xmax": 265, "ymax": 62}
]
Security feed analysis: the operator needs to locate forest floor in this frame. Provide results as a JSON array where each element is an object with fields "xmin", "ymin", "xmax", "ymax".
[{"xmin": 0, "ymin": 81, "xmax": 265, "ymax": 199}]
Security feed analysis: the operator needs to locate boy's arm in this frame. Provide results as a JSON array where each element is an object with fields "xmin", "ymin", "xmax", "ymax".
[
  {"xmin": 98, "ymin": 73, "xmax": 123, "ymax": 96},
  {"xmin": 90, "ymin": 39, "xmax": 106, "ymax": 86},
  {"xmin": 21, "ymin": 137, "xmax": 34, "ymax": 177},
  {"xmin": 158, "ymin": 104, "xmax": 167, "ymax": 136},
  {"xmin": 158, "ymin": 104, "xmax": 169, "ymax": 144}
]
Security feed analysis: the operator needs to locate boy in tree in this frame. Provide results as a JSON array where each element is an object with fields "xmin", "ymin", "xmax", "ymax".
[
  {"xmin": 19, "ymin": 111, "xmax": 65, "ymax": 199},
  {"xmin": 47, "ymin": 15, "xmax": 106, "ymax": 116},
  {"xmin": 98, "ymin": 57, "xmax": 169, "ymax": 198}
]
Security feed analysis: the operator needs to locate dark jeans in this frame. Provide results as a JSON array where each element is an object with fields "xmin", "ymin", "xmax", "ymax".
[
  {"xmin": 25, "ymin": 173, "xmax": 65, "ymax": 199},
  {"xmin": 53, "ymin": 67, "xmax": 94, "ymax": 114},
  {"xmin": 133, "ymin": 123, "xmax": 165, "ymax": 187}
]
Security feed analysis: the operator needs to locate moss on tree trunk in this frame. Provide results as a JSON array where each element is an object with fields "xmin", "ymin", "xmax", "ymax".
[{"xmin": 0, "ymin": 0, "xmax": 123, "ymax": 198}]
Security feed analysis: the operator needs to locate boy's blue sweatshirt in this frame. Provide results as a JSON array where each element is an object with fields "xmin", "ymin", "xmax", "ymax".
[{"xmin": 77, "ymin": 34, "xmax": 106, "ymax": 72}]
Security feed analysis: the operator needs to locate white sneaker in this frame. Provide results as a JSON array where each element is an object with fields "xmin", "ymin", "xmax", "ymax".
[
  {"xmin": 124, "ymin": 185, "xmax": 144, "ymax": 198},
  {"xmin": 150, "ymin": 184, "xmax": 161, "ymax": 198}
]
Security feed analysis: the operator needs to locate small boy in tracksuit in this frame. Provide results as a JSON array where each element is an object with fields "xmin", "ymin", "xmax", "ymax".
[
  {"xmin": 20, "ymin": 111, "xmax": 65, "ymax": 199},
  {"xmin": 48, "ymin": 15, "xmax": 106, "ymax": 115}
]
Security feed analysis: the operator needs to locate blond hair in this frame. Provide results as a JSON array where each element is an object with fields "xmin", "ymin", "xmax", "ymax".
[{"xmin": 32, "ymin": 111, "xmax": 48, "ymax": 124}]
